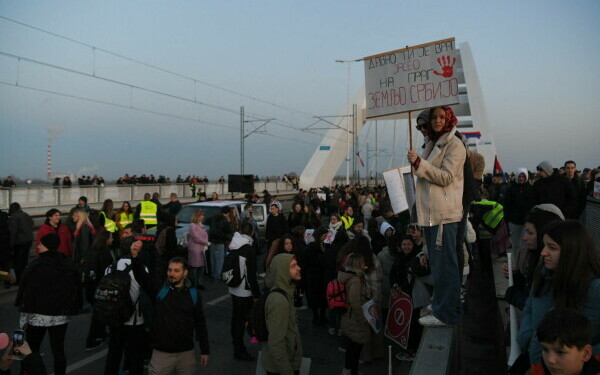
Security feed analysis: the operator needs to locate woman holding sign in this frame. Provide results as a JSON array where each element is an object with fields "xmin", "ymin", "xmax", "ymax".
[{"xmin": 407, "ymin": 105, "xmax": 465, "ymax": 327}]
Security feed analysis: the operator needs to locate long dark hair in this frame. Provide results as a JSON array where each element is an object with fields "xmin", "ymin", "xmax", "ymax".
[
  {"xmin": 532, "ymin": 220, "xmax": 600, "ymax": 309},
  {"xmin": 90, "ymin": 230, "xmax": 111, "ymax": 253},
  {"xmin": 354, "ymin": 234, "xmax": 374, "ymax": 272},
  {"xmin": 277, "ymin": 234, "xmax": 295, "ymax": 255},
  {"xmin": 522, "ymin": 207, "xmax": 563, "ymax": 279}
]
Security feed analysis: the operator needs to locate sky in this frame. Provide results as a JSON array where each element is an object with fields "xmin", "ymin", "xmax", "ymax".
[{"xmin": 0, "ymin": 0, "xmax": 599, "ymax": 180}]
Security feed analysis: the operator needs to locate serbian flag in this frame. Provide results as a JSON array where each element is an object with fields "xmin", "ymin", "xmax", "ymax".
[
  {"xmin": 356, "ymin": 152, "xmax": 365, "ymax": 167},
  {"xmin": 494, "ymin": 156, "xmax": 507, "ymax": 182},
  {"xmin": 494, "ymin": 156, "xmax": 504, "ymax": 176}
]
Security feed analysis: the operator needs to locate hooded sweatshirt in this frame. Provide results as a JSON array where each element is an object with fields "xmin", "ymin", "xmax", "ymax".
[
  {"xmin": 261, "ymin": 253, "xmax": 302, "ymax": 375},
  {"xmin": 228, "ymin": 232, "xmax": 260, "ymax": 298}
]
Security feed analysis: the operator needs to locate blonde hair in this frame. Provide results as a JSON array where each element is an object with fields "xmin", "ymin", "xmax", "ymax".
[
  {"xmin": 344, "ymin": 252, "xmax": 365, "ymax": 277},
  {"xmin": 75, "ymin": 209, "xmax": 89, "ymax": 223},
  {"xmin": 191, "ymin": 209, "xmax": 205, "ymax": 224}
]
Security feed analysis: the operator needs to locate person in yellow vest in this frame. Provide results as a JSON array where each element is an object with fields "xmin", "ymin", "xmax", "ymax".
[
  {"xmin": 99, "ymin": 199, "xmax": 118, "ymax": 233},
  {"xmin": 341, "ymin": 205, "xmax": 355, "ymax": 230},
  {"xmin": 115, "ymin": 201, "xmax": 134, "ymax": 233},
  {"xmin": 135, "ymin": 193, "xmax": 159, "ymax": 232}
]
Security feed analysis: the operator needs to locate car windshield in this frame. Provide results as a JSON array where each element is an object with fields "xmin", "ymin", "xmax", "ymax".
[
  {"xmin": 252, "ymin": 204, "xmax": 265, "ymax": 221},
  {"xmin": 177, "ymin": 206, "xmax": 222, "ymax": 225}
]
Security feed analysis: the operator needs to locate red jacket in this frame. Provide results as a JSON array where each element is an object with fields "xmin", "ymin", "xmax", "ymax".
[{"xmin": 35, "ymin": 223, "xmax": 73, "ymax": 257}]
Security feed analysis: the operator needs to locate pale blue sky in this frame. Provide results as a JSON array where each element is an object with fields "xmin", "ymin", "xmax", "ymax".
[{"xmin": 1, "ymin": 0, "xmax": 599, "ymax": 180}]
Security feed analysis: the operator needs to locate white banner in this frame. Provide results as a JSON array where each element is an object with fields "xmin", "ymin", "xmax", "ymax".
[
  {"xmin": 383, "ymin": 165, "xmax": 414, "ymax": 214},
  {"xmin": 364, "ymin": 38, "xmax": 460, "ymax": 118}
]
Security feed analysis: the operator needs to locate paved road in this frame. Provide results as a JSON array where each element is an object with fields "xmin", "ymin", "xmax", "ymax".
[{"xmin": 0, "ymin": 279, "xmax": 412, "ymax": 375}]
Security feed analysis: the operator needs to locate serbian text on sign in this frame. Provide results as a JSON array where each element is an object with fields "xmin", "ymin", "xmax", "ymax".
[{"xmin": 364, "ymin": 38, "xmax": 459, "ymax": 118}]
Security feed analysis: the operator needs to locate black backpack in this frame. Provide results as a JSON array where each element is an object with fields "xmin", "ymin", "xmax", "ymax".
[
  {"xmin": 246, "ymin": 288, "xmax": 286, "ymax": 342},
  {"xmin": 93, "ymin": 263, "xmax": 135, "ymax": 325},
  {"xmin": 221, "ymin": 249, "xmax": 244, "ymax": 287}
]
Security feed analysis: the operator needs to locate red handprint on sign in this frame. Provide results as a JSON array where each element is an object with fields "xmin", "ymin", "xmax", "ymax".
[{"xmin": 433, "ymin": 55, "xmax": 456, "ymax": 78}]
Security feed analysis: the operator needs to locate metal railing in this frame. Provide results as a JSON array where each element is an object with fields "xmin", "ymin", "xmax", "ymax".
[{"xmin": 0, "ymin": 181, "xmax": 295, "ymax": 212}]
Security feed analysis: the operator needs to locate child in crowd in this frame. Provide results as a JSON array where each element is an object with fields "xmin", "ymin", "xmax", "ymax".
[{"xmin": 536, "ymin": 308, "xmax": 600, "ymax": 375}]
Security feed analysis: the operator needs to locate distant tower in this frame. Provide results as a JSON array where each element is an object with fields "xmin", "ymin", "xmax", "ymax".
[{"xmin": 47, "ymin": 144, "xmax": 52, "ymax": 181}]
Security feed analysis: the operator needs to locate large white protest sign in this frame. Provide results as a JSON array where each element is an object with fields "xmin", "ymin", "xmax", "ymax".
[
  {"xmin": 383, "ymin": 165, "xmax": 414, "ymax": 214},
  {"xmin": 363, "ymin": 38, "xmax": 460, "ymax": 119}
]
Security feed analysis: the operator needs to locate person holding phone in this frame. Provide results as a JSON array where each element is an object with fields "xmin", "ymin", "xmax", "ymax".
[{"xmin": 0, "ymin": 336, "xmax": 47, "ymax": 375}]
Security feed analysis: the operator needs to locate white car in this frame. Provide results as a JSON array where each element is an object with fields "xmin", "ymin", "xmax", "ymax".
[{"xmin": 175, "ymin": 200, "xmax": 267, "ymax": 246}]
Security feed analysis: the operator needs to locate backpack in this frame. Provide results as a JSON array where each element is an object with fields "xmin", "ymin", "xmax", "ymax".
[
  {"xmin": 93, "ymin": 263, "xmax": 135, "ymax": 326},
  {"xmin": 327, "ymin": 279, "xmax": 349, "ymax": 311},
  {"xmin": 156, "ymin": 284, "xmax": 198, "ymax": 306},
  {"xmin": 221, "ymin": 249, "xmax": 244, "ymax": 287},
  {"xmin": 246, "ymin": 288, "xmax": 286, "ymax": 342}
]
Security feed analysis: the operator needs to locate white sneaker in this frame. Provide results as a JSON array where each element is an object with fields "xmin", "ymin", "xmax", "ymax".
[
  {"xmin": 328, "ymin": 328, "xmax": 336, "ymax": 335},
  {"xmin": 341, "ymin": 369, "xmax": 352, "ymax": 375},
  {"xmin": 418, "ymin": 314, "xmax": 449, "ymax": 327}
]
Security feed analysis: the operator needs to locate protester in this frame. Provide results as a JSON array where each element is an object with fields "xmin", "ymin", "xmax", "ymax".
[
  {"xmin": 407, "ymin": 105, "xmax": 465, "ymax": 327},
  {"xmin": 504, "ymin": 168, "xmax": 536, "ymax": 254},
  {"xmin": 130, "ymin": 245, "xmax": 210, "ymax": 373},
  {"xmin": 115, "ymin": 201, "xmax": 134, "ymax": 234},
  {"xmin": 516, "ymin": 221, "xmax": 600, "ymax": 373},
  {"xmin": 338, "ymin": 253, "xmax": 371, "ymax": 375},
  {"xmin": 103, "ymin": 236, "xmax": 148, "ymax": 375},
  {"xmin": 536, "ymin": 308, "xmax": 600, "ymax": 375},
  {"xmin": 83, "ymin": 231, "xmax": 113, "ymax": 350},
  {"xmin": 163, "ymin": 193, "xmax": 182, "ymax": 216},
  {"xmin": 15, "ymin": 233, "xmax": 81, "ymax": 375},
  {"xmin": 228, "ymin": 223, "xmax": 260, "ymax": 361},
  {"xmin": 261, "ymin": 253, "xmax": 303, "ymax": 375},
  {"xmin": 505, "ymin": 204, "xmax": 564, "ymax": 310},
  {"xmin": 305, "ymin": 226, "xmax": 329, "ymax": 326},
  {"xmin": 209, "ymin": 207, "xmax": 234, "ymax": 281},
  {"xmin": 532, "ymin": 161, "xmax": 578, "ymax": 219},
  {"xmin": 35, "ymin": 209, "xmax": 72, "ymax": 257},
  {"xmin": 187, "ymin": 209, "xmax": 208, "ymax": 289},
  {"xmin": 8, "ymin": 202, "xmax": 33, "ymax": 284},
  {"xmin": 265, "ymin": 203, "xmax": 288, "ymax": 251}
]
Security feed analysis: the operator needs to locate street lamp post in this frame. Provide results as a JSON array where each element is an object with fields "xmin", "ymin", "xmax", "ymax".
[{"xmin": 335, "ymin": 59, "xmax": 361, "ymax": 185}]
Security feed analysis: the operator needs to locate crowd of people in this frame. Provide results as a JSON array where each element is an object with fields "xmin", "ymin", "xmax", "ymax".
[{"xmin": 0, "ymin": 106, "xmax": 599, "ymax": 375}]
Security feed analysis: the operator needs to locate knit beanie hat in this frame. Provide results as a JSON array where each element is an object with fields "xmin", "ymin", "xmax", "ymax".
[
  {"xmin": 40, "ymin": 233, "xmax": 60, "ymax": 252},
  {"xmin": 79, "ymin": 196, "xmax": 88, "ymax": 203},
  {"xmin": 416, "ymin": 110, "xmax": 430, "ymax": 125},
  {"xmin": 537, "ymin": 161, "xmax": 554, "ymax": 176}
]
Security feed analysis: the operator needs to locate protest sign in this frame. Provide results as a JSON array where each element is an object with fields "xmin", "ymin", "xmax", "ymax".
[
  {"xmin": 362, "ymin": 299, "xmax": 382, "ymax": 334},
  {"xmin": 384, "ymin": 287, "xmax": 413, "ymax": 350},
  {"xmin": 363, "ymin": 38, "xmax": 459, "ymax": 119},
  {"xmin": 383, "ymin": 165, "xmax": 415, "ymax": 214}
]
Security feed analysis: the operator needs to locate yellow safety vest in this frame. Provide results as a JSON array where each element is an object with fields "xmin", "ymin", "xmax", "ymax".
[
  {"xmin": 474, "ymin": 201, "xmax": 504, "ymax": 229},
  {"xmin": 100, "ymin": 211, "xmax": 118, "ymax": 233},
  {"xmin": 341, "ymin": 216, "xmax": 354, "ymax": 230},
  {"xmin": 117, "ymin": 212, "xmax": 133, "ymax": 229},
  {"xmin": 139, "ymin": 201, "xmax": 158, "ymax": 227}
]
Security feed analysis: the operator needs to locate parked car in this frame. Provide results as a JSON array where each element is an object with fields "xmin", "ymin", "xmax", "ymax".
[{"xmin": 175, "ymin": 200, "xmax": 267, "ymax": 246}]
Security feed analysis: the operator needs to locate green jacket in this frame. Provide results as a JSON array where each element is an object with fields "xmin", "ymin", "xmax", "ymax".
[{"xmin": 261, "ymin": 253, "xmax": 302, "ymax": 375}]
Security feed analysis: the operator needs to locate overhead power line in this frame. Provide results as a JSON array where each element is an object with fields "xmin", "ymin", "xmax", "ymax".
[{"xmin": 0, "ymin": 15, "xmax": 319, "ymax": 118}]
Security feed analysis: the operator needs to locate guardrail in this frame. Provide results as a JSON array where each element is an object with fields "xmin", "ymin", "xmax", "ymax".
[{"xmin": 0, "ymin": 181, "xmax": 295, "ymax": 211}]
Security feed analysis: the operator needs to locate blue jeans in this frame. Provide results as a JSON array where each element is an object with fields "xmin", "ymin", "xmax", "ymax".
[
  {"xmin": 210, "ymin": 244, "xmax": 225, "ymax": 280},
  {"xmin": 423, "ymin": 222, "xmax": 461, "ymax": 324}
]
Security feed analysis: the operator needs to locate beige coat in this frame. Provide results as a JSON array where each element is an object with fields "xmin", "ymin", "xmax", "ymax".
[
  {"xmin": 414, "ymin": 127, "xmax": 466, "ymax": 227},
  {"xmin": 338, "ymin": 271, "xmax": 371, "ymax": 344}
]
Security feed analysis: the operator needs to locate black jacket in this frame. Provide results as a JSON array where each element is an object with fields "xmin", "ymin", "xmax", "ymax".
[
  {"xmin": 209, "ymin": 214, "xmax": 234, "ymax": 245},
  {"xmin": 265, "ymin": 214, "xmax": 288, "ymax": 243},
  {"xmin": 131, "ymin": 256, "xmax": 210, "ymax": 354},
  {"xmin": 8, "ymin": 209, "xmax": 34, "ymax": 246},
  {"xmin": 533, "ymin": 172, "xmax": 577, "ymax": 219},
  {"xmin": 15, "ymin": 251, "xmax": 81, "ymax": 316},
  {"xmin": 504, "ymin": 182, "xmax": 535, "ymax": 225}
]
